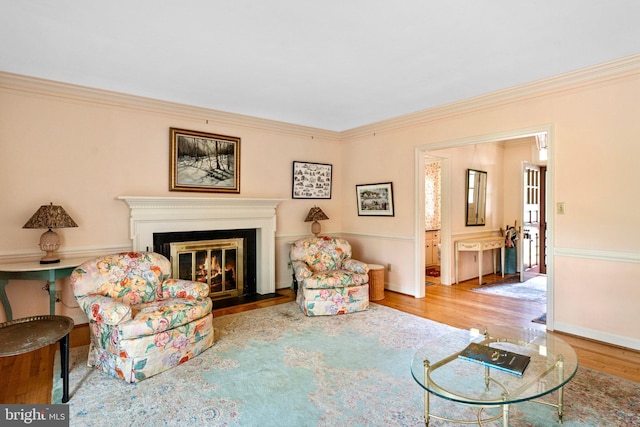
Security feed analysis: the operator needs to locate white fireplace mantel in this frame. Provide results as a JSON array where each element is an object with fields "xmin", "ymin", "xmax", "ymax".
[{"xmin": 118, "ymin": 196, "xmax": 284, "ymax": 295}]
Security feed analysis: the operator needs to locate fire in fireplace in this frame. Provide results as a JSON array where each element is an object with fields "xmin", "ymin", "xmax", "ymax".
[
  {"xmin": 153, "ymin": 228, "xmax": 257, "ymax": 300},
  {"xmin": 170, "ymin": 239, "xmax": 243, "ymax": 300}
]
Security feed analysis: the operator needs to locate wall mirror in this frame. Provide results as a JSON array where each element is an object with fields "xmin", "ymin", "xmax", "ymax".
[{"xmin": 466, "ymin": 169, "xmax": 487, "ymax": 226}]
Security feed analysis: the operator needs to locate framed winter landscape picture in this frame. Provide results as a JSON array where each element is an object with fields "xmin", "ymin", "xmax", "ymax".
[
  {"xmin": 356, "ymin": 182, "xmax": 395, "ymax": 216},
  {"xmin": 170, "ymin": 128, "xmax": 240, "ymax": 193},
  {"xmin": 292, "ymin": 161, "xmax": 332, "ymax": 199}
]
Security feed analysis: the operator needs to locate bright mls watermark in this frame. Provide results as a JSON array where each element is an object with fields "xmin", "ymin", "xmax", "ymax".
[{"xmin": 1, "ymin": 405, "xmax": 68, "ymax": 426}]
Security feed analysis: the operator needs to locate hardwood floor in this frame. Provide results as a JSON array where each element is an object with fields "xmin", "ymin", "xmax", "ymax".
[
  {"xmin": 380, "ymin": 274, "xmax": 640, "ymax": 383},
  {"xmin": 1, "ymin": 278, "xmax": 638, "ymax": 405}
]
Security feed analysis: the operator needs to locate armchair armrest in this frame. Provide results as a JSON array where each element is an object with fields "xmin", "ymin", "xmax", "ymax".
[
  {"xmin": 161, "ymin": 279, "xmax": 210, "ymax": 299},
  {"xmin": 79, "ymin": 294, "xmax": 132, "ymax": 325},
  {"xmin": 343, "ymin": 259, "xmax": 370, "ymax": 274},
  {"xmin": 291, "ymin": 260, "xmax": 313, "ymax": 281}
]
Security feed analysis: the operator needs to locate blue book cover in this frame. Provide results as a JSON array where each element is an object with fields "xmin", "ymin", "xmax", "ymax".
[{"xmin": 458, "ymin": 342, "xmax": 531, "ymax": 376}]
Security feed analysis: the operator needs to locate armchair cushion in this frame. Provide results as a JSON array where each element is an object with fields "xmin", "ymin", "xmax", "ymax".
[
  {"xmin": 298, "ymin": 269, "xmax": 369, "ymax": 289},
  {"xmin": 120, "ymin": 297, "xmax": 213, "ymax": 339},
  {"xmin": 161, "ymin": 279, "xmax": 210, "ymax": 299}
]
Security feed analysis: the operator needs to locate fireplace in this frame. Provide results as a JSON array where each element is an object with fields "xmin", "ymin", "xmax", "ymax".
[
  {"xmin": 153, "ymin": 228, "xmax": 257, "ymax": 300},
  {"xmin": 118, "ymin": 196, "xmax": 283, "ymax": 296}
]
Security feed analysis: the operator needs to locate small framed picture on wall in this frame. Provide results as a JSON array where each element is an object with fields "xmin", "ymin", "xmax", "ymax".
[
  {"xmin": 356, "ymin": 182, "xmax": 395, "ymax": 216},
  {"xmin": 292, "ymin": 161, "xmax": 332, "ymax": 199}
]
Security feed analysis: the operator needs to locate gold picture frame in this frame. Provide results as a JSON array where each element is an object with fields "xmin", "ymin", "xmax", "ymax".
[{"xmin": 170, "ymin": 128, "xmax": 240, "ymax": 193}]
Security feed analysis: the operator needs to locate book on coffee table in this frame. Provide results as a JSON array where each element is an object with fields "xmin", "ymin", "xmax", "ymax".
[{"xmin": 458, "ymin": 342, "xmax": 531, "ymax": 376}]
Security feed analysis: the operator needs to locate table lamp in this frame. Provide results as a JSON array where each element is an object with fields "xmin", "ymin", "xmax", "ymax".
[
  {"xmin": 304, "ymin": 206, "xmax": 329, "ymax": 237},
  {"xmin": 23, "ymin": 203, "xmax": 78, "ymax": 264}
]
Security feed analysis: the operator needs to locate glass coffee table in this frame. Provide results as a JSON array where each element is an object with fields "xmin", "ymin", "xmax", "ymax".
[{"xmin": 411, "ymin": 325, "xmax": 578, "ymax": 426}]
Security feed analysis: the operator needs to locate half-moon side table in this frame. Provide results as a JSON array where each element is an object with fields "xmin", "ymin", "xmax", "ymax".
[
  {"xmin": 0, "ymin": 315, "xmax": 74, "ymax": 403},
  {"xmin": 0, "ymin": 257, "xmax": 88, "ymax": 321}
]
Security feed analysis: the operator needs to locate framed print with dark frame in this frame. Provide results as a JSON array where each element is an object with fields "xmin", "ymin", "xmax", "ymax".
[
  {"xmin": 356, "ymin": 182, "xmax": 395, "ymax": 216},
  {"xmin": 292, "ymin": 161, "xmax": 332, "ymax": 199},
  {"xmin": 170, "ymin": 128, "xmax": 240, "ymax": 193}
]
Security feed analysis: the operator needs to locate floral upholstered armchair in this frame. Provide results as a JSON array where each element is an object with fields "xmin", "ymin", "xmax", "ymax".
[
  {"xmin": 290, "ymin": 236, "xmax": 370, "ymax": 316},
  {"xmin": 70, "ymin": 252, "xmax": 214, "ymax": 383}
]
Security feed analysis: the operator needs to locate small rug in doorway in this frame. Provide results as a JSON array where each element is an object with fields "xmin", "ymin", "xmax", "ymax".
[
  {"xmin": 425, "ymin": 280, "xmax": 437, "ymax": 286},
  {"xmin": 532, "ymin": 313, "xmax": 547, "ymax": 324},
  {"xmin": 426, "ymin": 267, "xmax": 440, "ymax": 277},
  {"xmin": 52, "ymin": 302, "xmax": 640, "ymax": 426},
  {"xmin": 482, "ymin": 274, "xmax": 521, "ymax": 286},
  {"xmin": 471, "ymin": 275, "xmax": 546, "ymax": 304}
]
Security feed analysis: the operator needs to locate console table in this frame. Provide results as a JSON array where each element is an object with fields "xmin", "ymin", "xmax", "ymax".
[
  {"xmin": 455, "ymin": 237, "xmax": 505, "ymax": 285},
  {"xmin": 0, "ymin": 257, "xmax": 88, "ymax": 321}
]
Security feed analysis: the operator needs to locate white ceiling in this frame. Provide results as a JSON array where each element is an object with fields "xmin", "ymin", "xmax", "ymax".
[{"xmin": 1, "ymin": 1, "xmax": 639, "ymax": 131}]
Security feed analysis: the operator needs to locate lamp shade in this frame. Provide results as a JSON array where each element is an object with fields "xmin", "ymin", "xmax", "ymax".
[
  {"xmin": 23, "ymin": 203, "xmax": 78, "ymax": 230},
  {"xmin": 23, "ymin": 203, "xmax": 78, "ymax": 264},
  {"xmin": 304, "ymin": 206, "xmax": 329, "ymax": 222},
  {"xmin": 304, "ymin": 206, "xmax": 328, "ymax": 237}
]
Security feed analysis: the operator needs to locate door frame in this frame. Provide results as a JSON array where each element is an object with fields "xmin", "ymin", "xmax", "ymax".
[{"xmin": 414, "ymin": 124, "xmax": 555, "ymax": 330}]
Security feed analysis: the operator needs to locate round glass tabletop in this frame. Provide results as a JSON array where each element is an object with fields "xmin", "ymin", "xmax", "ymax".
[{"xmin": 410, "ymin": 325, "xmax": 578, "ymax": 406}]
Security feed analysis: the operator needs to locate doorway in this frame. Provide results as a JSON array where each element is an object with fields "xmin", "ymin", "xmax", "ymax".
[
  {"xmin": 521, "ymin": 163, "xmax": 547, "ymax": 280},
  {"xmin": 424, "ymin": 158, "xmax": 442, "ymax": 284},
  {"xmin": 414, "ymin": 126, "xmax": 555, "ymax": 329}
]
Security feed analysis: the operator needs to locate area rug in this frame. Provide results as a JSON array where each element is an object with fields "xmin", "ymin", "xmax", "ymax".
[
  {"xmin": 472, "ymin": 275, "xmax": 547, "ymax": 304},
  {"xmin": 53, "ymin": 302, "xmax": 639, "ymax": 426}
]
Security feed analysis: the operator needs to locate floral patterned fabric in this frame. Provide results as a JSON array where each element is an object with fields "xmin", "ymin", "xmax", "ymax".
[
  {"xmin": 289, "ymin": 237, "xmax": 370, "ymax": 316},
  {"xmin": 70, "ymin": 252, "xmax": 214, "ymax": 382}
]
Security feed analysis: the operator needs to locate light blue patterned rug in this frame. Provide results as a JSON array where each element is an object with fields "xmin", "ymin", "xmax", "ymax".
[
  {"xmin": 53, "ymin": 302, "xmax": 639, "ymax": 426},
  {"xmin": 471, "ymin": 275, "xmax": 547, "ymax": 304}
]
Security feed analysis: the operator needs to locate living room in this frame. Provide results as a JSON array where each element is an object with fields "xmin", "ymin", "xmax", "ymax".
[
  {"xmin": 0, "ymin": 2, "xmax": 639, "ymax": 425},
  {"xmin": 2, "ymin": 54, "xmax": 639, "ymax": 352}
]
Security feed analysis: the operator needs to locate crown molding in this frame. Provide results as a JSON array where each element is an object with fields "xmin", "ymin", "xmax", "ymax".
[
  {"xmin": 341, "ymin": 54, "xmax": 640, "ymax": 140},
  {"xmin": 2, "ymin": 54, "xmax": 639, "ymax": 142},
  {"xmin": 0, "ymin": 71, "xmax": 340, "ymax": 142}
]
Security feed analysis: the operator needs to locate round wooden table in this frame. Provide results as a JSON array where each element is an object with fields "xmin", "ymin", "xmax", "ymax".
[{"xmin": 0, "ymin": 315, "xmax": 74, "ymax": 403}]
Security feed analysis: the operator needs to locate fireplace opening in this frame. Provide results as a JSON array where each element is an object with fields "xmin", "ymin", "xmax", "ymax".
[
  {"xmin": 170, "ymin": 238, "xmax": 243, "ymax": 300},
  {"xmin": 153, "ymin": 229, "xmax": 257, "ymax": 300}
]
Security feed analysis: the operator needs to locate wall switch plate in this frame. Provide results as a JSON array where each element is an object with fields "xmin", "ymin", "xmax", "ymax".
[
  {"xmin": 557, "ymin": 202, "xmax": 566, "ymax": 215},
  {"xmin": 55, "ymin": 290, "xmax": 62, "ymax": 302}
]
